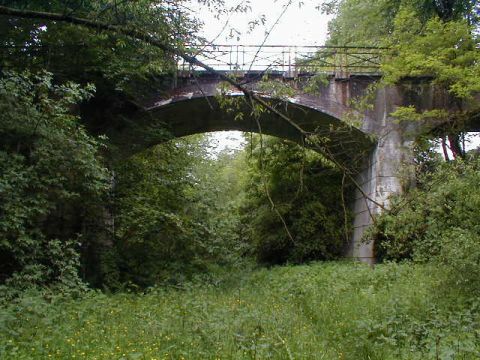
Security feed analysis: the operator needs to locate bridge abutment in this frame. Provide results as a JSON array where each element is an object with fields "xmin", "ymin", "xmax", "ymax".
[{"xmin": 349, "ymin": 86, "xmax": 416, "ymax": 263}]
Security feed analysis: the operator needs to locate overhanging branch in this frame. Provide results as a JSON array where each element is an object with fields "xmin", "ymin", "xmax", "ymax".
[
  {"xmin": 0, "ymin": 5, "xmax": 306, "ymax": 136},
  {"xmin": 0, "ymin": 5, "xmax": 387, "ymax": 213}
]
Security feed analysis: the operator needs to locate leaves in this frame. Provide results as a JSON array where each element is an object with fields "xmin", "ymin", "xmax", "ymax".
[
  {"xmin": 240, "ymin": 135, "xmax": 351, "ymax": 264},
  {"xmin": 383, "ymin": 10, "xmax": 480, "ymax": 100},
  {"xmin": 0, "ymin": 71, "xmax": 109, "ymax": 296},
  {"xmin": 111, "ymin": 135, "xmax": 247, "ymax": 288},
  {"xmin": 367, "ymin": 155, "xmax": 480, "ymax": 293}
]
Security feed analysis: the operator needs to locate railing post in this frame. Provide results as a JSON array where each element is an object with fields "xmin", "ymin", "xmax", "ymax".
[
  {"xmin": 288, "ymin": 47, "xmax": 292, "ymax": 77},
  {"xmin": 335, "ymin": 47, "xmax": 349, "ymax": 79},
  {"xmin": 293, "ymin": 46, "xmax": 298, "ymax": 78},
  {"xmin": 236, "ymin": 45, "xmax": 239, "ymax": 74},
  {"xmin": 242, "ymin": 45, "xmax": 245, "ymax": 69}
]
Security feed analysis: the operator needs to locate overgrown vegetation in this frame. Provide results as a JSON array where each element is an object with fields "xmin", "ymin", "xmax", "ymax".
[
  {"xmin": 0, "ymin": 71, "xmax": 109, "ymax": 298},
  {"xmin": 1, "ymin": 262, "xmax": 479, "ymax": 359},
  {"xmin": 324, "ymin": 0, "xmax": 480, "ymax": 296},
  {"xmin": 1, "ymin": 0, "xmax": 480, "ymax": 357},
  {"xmin": 108, "ymin": 137, "xmax": 248, "ymax": 289},
  {"xmin": 0, "ymin": 67, "xmax": 348, "ymax": 292},
  {"xmin": 241, "ymin": 136, "xmax": 351, "ymax": 264},
  {"xmin": 367, "ymin": 154, "xmax": 480, "ymax": 294},
  {"xmin": 325, "ymin": 0, "xmax": 479, "ymax": 158}
]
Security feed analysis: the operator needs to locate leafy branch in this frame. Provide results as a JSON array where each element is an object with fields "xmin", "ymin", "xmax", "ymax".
[{"xmin": 0, "ymin": 4, "xmax": 388, "ymax": 215}]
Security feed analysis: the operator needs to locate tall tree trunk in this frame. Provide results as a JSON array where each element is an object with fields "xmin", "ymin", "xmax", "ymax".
[
  {"xmin": 448, "ymin": 133, "xmax": 464, "ymax": 159},
  {"xmin": 441, "ymin": 137, "xmax": 450, "ymax": 161}
]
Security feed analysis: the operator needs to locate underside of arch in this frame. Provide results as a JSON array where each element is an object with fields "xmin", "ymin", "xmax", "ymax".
[
  {"xmin": 126, "ymin": 94, "xmax": 376, "ymax": 169},
  {"xmin": 82, "ymin": 88, "xmax": 381, "ymax": 263}
]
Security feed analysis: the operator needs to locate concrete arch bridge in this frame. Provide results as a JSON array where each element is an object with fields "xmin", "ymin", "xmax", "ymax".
[{"xmin": 96, "ymin": 45, "xmax": 478, "ymax": 264}]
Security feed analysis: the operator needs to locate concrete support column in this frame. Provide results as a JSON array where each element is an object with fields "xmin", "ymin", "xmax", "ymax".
[{"xmin": 348, "ymin": 86, "xmax": 413, "ymax": 264}]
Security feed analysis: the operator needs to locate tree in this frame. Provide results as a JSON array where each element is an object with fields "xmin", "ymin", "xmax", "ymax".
[
  {"xmin": 325, "ymin": 0, "xmax": 401, "ymax": 46},
  {"xmin": 0, "ymin": 71, "xmax": 110, "ymax": 295},
  {"xmin": 324, "ymin": 0, "xmax": 479, "ymax": 159},
  {"xmin": 325, "ymin": 0, "xmax": 478, "ymax": 47},
  {"xmin": 107, "ymin": 134, "xmax": 248, "ymax": 288},
  {"xmin": 383, "ymin": 2, "xmax": 480, "ymax": 159},
  {"xmin": 0, "ymin": 0, "xmax": 202, "ymax": 92},
  {"xmin": 240, "ymin": 135, "xmax": 352, "ymax": 264}
]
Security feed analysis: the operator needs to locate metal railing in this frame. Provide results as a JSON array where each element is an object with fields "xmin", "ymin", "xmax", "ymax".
[
  {"xmin": 0, "ymin": 43, "xmax": 386, "ymax": 78},
  {"xmin": 179, "ymin": 44, "xmax": 386, "ymax": 77}
]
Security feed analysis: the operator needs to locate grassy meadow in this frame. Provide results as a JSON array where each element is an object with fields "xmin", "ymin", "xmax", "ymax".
[{"xmin": 1, "ymin": 262, "xmax": 479, "ymax": 360}]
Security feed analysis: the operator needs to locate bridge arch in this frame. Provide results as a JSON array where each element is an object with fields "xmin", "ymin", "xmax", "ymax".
[
  {"xmin": 82, "ymin": 51, "xmax": 469, "ymax": 264},
  {"xmin": 105, "ymin": 84, "xmax": 376, "ymax": 262},
  {"xmin": 97, "ymin": 73, "xmax": 410, "ymax": 265},
  {"xmin": 138, "ymin": 82, "xmax": 376, "ymax": 168}
]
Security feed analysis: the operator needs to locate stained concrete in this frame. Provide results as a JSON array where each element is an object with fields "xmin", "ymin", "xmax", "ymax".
[{"xmin": 111, "ymin": 72, "xmax": 464, "ymax": 263}]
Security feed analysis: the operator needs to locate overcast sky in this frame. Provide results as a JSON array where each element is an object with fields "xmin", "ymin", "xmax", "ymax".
[{"xmin": 191, "ymin": 0, "xmax": 331, "ymax": 45}]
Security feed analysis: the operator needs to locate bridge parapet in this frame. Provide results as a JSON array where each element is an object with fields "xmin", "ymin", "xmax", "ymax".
[{"xmin": 177, "ymin": 44, "xmax": 385, "ymax": 79}]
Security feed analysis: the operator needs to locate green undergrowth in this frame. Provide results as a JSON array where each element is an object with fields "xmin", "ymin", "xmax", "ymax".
[{"xmin": 1, "ymin": 262, "xmax": 479, "ymax": 359}]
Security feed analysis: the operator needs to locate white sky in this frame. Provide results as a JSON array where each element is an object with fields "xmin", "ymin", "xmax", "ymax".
[{"xmin": 191, "ymin": 0, "xmax": 331, "ymax": 46}]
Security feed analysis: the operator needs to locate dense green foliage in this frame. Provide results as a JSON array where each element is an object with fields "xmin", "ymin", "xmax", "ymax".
[
  {"xmin": 326, "ymin": 0, "xmax": 480, "ymax": 104},
  {"xmin": 326, "ymin": 0, "xmax": 479, "ymax": 156},
  {"xmin": 367, "ymin": 155, "xmax": 480, "ymax": 292},
  {"xmin": 241, "ymin": 136, "xmax": 351, "ymax": 264},
  {"xmin": 325, "ymin": 0, "xmax": 478, "ymax": 46},
  {"xmin": 0, "ymin": 71, "xmax": 109, "ymax": 296},
  {"xmin": 1, "ymin": 262, "xmax": 479, "ymax": 359},
  {"xmin": 0, "ymin": 0, "xmax": 246, "ymax": 292},
  {"xmin": 383, "ymin": 6, "xmax": 480, "ymax": 101},
  {"xmin": 108, "ymin": 138, "xmax": 247, "ymax": 289},
  {"xmin": 0, "ymin": 0, "xmax": 202, "ymax": 94}
]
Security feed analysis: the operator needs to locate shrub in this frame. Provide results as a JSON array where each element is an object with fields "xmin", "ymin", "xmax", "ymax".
[
  {"xmin": 0, "ymin": 71, "xmax": 109, "ymax": 297},
  {"xmin": 367, "ymin": 156, "xmax": 480, "ymax": 293},
  {"xmin": 241, "ymin": 136, "xmax": 352, "ymax": 264}
]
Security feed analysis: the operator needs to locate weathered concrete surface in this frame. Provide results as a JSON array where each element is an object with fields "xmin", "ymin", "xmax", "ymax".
[
  {"xmin": 348, "ymin": 85, "xmax": 413, "ymax": 263},
  {"xmin": 139, "ymin": 73, "xmax": 410, "ymax": 264},
  {"xmin": 106, "ymin": 72, "xmax": 464, "ymax": 263}
]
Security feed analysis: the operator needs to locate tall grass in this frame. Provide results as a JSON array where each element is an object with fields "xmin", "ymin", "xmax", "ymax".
[{"xmin": 1, "ymin": 262, "xmax": 479, "ymax": 359}]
